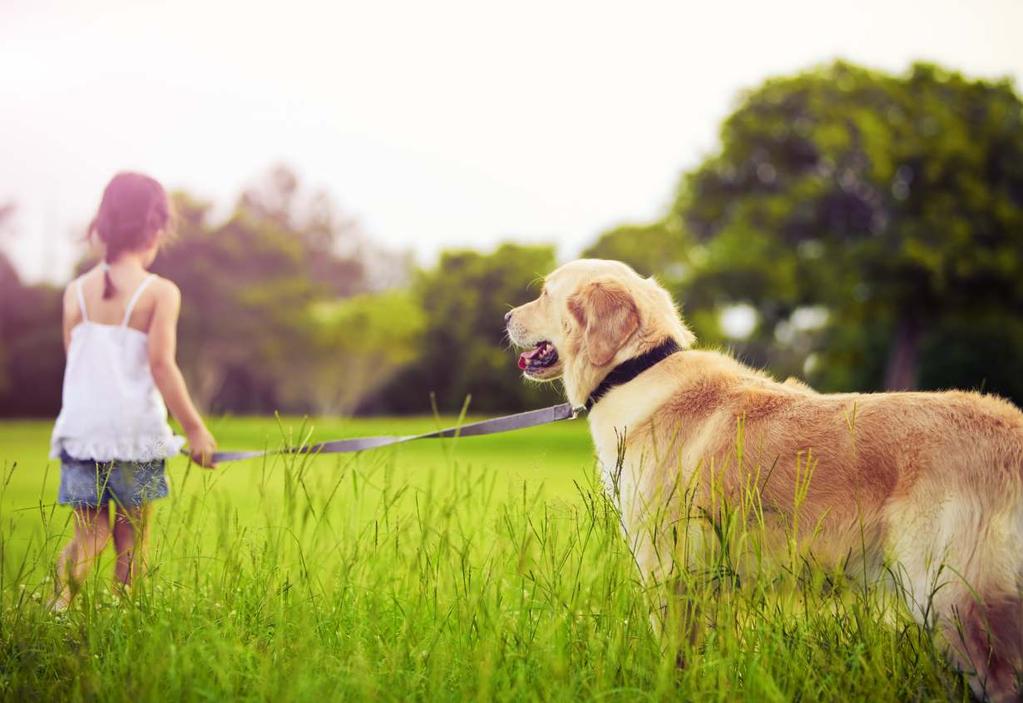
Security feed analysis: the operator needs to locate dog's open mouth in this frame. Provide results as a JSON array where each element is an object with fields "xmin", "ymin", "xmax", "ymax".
[{"xmin": 518, "ymin": 340, "xmax": 559, "ymax": 374}]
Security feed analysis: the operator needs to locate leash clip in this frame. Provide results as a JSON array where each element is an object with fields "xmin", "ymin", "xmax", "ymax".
[{"xmin": 571, "ymin": 405, "xmax": 588, "ymax": 419}]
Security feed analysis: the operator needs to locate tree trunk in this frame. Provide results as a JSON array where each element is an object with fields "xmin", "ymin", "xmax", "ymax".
[{"xmin": 883, "ymin": 312, "xmax": 922, "ymax": 391}]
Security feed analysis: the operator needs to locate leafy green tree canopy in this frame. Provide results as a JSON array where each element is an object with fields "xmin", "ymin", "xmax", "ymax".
[
  {"xmin": 676, "ymin": 61, "xmax": 1023, "ymax": 391},
  {"xmin": 303, "ymin": 291, "xmax": 425, "ymax": 415},
  {"xmin": 582, "ymin": 221, "xmax": 689, "ymax": 283}
]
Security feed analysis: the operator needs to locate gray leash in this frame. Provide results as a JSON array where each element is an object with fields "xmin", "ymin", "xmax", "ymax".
[{"xmin": 198, "ymin": 402, "xmax": 584, "ymax": 463}]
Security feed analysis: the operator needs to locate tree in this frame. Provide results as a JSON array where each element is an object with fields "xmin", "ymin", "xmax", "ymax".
[
  {"xmin": 238, "ymin": 164, "xmax": 369, "ymax": 297},
  {"xmin": 365, "ymin": 243, "xmax": 560, "ymax": 414},
  {"xmin": 237, "ymin": 164, "xmax": 414, "ymax": 296},
  {"xmin": 150, "ymin": 194, "xmax": 327, "ymax": 413},
  {"xmin": 0, "ymin": 205, "xmax": 64, "ymax": 417},
  {"xmin": 582, "ymin": 221, "xmax": 689, "ymax": 283},
  {"xmin": 0, "ymin": 281, "xmax": 64, "ymax": 416},
  {"xmin": 0, "ymin": 203, "xmax": 17, "ymax": 399},
  {"xmin": 298, "ymin": 291, "xmax": 425, "ymax": 415},
  {"xmin": 677, "ymin": 61, "xmax": 1023, "ymax": 392}
]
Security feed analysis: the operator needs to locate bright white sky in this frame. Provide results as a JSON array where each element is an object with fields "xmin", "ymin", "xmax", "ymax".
[{"xmin": 2, "ymin": 0, "xmax": 1021, "ymax": 283}]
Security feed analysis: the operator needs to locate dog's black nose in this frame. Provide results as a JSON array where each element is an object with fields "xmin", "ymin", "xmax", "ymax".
[{"xmin": 504, "ymin": 310, "xmax": 513, "ymax": 323}]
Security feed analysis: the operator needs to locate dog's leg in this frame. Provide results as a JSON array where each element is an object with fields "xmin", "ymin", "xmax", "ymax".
[
  {"xmin": 641, "ymin": 566, "xmax": 706, "ymax": 672},
  {"xmin": 888, "ymin": 491, "xmax": 1023, "ymax": 702},
  {"xmin": 633, "ymin": 503, "xmax": 709, "ymax": 668},
  {"xmin": 943, "ymin": 591, "xmax": 1023, "ymax": 703}
]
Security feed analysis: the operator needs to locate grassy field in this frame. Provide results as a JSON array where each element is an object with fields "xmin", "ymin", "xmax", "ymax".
[{"xmin": 1, "ymin": 417, "xmax": 966, "ymax": 702}]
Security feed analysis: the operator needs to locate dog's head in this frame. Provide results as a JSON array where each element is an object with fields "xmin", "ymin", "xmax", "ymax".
[{"xmin": 505, "ymin": 259, "xmax": 695, "ymax": 406}]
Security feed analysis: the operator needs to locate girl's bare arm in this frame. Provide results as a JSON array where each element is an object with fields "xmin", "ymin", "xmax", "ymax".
[{"xmin": 147, "ymin": 280, "xmax": 217, "ymax": 468}]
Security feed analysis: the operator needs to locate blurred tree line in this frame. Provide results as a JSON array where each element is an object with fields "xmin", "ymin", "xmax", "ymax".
[
  {"xmin": 2, "ymin": 61, "xmax": 1022, "ymax": 418},
  {"xmin": 0, "ymin": 203, "xmax": 65, "ymax": 416}
]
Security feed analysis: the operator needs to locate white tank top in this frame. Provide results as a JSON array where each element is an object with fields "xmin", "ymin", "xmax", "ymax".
[{"xmin": 50, "ymin": 274, "xmax": 186, "ymax": 462}]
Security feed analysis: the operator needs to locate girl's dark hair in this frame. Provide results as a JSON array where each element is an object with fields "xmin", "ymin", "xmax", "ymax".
[{"xmin": 87, "ymin": 172, "xmax": 171, "ymax": 299}]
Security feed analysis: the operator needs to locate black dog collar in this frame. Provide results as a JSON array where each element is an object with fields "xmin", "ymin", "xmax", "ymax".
[{"xmin": 584, "ymin": 338, "xmax": 684, "ymax": 411}]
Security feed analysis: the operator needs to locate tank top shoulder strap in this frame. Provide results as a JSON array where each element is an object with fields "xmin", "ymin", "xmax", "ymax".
[
  {"xmin": 122, "ymin": 274, "xmax": 156, "ymax": 328},
  {"xmin": 75, "ymin": 278, "xmax": 89, "ymax": 322}
]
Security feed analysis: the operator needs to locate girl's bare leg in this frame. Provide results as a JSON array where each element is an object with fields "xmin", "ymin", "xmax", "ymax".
[
  {"xmin": 112, "ymin": 504, "xmax": 149, "ymax": 590},
  {"xmin": 54, "ymin": 505, "xmax": 111, "ymax": 608}
]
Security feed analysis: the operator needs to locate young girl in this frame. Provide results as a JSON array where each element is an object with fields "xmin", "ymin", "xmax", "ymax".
[{"xmin": 50, "ymin": 172, "xmax": 217, "ymax": 608}]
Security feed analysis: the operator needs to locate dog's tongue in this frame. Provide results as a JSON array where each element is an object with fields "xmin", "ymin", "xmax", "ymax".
[{"xmin": 518, "ymin": 346, "xmax": 542, "ymax": 370}]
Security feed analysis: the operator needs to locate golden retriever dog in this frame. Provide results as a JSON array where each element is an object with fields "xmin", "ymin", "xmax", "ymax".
[{"xmin": 505, "ymin": 258, "xmax": 1023, "ymax": 702}]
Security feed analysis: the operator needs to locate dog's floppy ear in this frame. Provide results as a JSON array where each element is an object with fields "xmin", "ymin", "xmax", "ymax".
[{"xmin": 568, "ymin": 280, "xmax": 640, "ymax": 367}]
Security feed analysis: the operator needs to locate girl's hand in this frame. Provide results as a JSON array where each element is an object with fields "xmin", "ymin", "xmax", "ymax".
[{"xmin": 187, "ymin": 425, "xmax": 218, "ymax": 469}]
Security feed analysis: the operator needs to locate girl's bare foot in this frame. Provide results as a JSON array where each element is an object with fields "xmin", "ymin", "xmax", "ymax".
[{"xmin": 48, "ymin": 590, "xmax": 72, "ymax": 612}]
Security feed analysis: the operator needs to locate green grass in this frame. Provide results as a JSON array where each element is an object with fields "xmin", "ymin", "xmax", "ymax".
[{"xmin": 1, "ymin": 417, "xmax": 965, "ymax": 701}]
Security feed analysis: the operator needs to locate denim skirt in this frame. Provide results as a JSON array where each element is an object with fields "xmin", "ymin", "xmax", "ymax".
[{"xmin": 57, "ymin": 450, "xmax": 169, "ymax": 508}]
